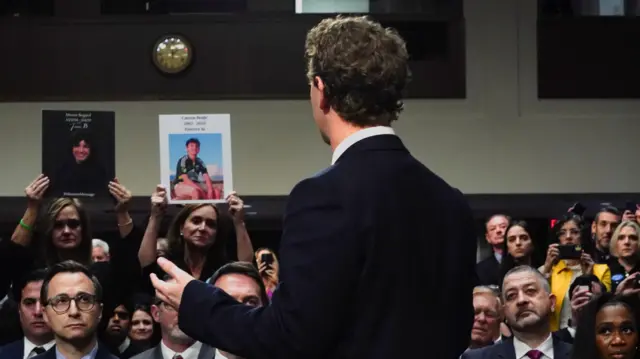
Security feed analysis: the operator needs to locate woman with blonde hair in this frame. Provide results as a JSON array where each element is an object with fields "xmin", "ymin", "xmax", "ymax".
[{"xmin": 608, "ymin": 220, "xmax": 640, "ymax": 292}]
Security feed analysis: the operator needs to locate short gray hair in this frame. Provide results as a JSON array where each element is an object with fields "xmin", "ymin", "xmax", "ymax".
[
  {"xmin": 91, "ymin": 238, "xmax": 109, "ymax": 254},
  {"xmin": 502, "ymin": 265, "xmax": 550, "ymax": 295}
]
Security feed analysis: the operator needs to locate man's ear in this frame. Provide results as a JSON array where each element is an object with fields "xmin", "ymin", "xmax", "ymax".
[
  {"xmin": 98, "ymin": 303, "xmax": 103, "ymax": 322},
  {"xmin": 151, "ymin": 304, "xmax": 160, "ymax": 323},
  {"xmin": 549, "ymin": 293, "xmax": 557, "ymax": 313}
]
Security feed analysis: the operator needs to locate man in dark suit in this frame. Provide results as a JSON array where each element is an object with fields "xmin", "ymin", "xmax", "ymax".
[
  {"xmin": 476, "ymin": 214, "xmax": 509, "ymax": 286},
  {"xmin": 150, "ymin": 15, "xmax": 477, "ymax": 359},
  {"xmin": 33, "ymin": 261, "xmax": 118, "ymax": 359},
  {"xmin": 130, "ymin": 277, "xmax": 215, "ymax": 359},
  {"xmin": 0, "ymin": 269, "xmax": 54, "ymax": 359},
  {"xmin": 462, "ymin": 266, "xmax": 573, "ymax": 359}
]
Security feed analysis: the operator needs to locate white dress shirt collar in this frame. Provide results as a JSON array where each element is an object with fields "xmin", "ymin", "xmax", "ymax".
[
  {"xmin": 23, "ymin": 337, "xmax": 55, "ymax": 359},
  {"xmin": 513, "ymin": 333, "xmax": 554, "ymax": 359},
  {"xmin": 160, "ymin": 340, "xmax": 203, "ymax": 359},
  {"xmin": 118, "ymin": 337, "xmax": 131, "ymax": 354},
  {"xmin": 330, "ymin": 126, "xmax": 396, "ymax": 165}
]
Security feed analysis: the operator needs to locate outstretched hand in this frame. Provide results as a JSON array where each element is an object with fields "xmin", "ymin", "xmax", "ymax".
[{"xmin": 150, "ymin": 257, "xmax": 196, "ymax": 310}]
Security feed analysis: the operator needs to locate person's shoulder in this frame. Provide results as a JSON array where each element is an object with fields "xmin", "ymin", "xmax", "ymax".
[
  {"xmin": 460, "ymin": 344, "xmax": 497, "ymax": 359},
  {"xmin": 128, "ymin": 346, "xmax": 156, "ymax": 359}
]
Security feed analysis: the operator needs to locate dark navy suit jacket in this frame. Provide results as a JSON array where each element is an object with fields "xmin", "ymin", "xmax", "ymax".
[
  {"xmin": 32, "ymin": 344, "xmax": 118, "ymax": 359},
  {"xmin": 461, "ymin": 336, "xmax": 572, "ymax": 359},
  {"xmin": 177, "ymin": 134, "xmax": 478, "ymax": 359},
  {"xmin": 0, "ymin": 339, "xmax": 24, "ymax": 359}
]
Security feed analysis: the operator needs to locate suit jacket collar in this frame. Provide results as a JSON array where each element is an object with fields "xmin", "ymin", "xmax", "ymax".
[
  {"xmin": 332, "ymin": 130, "xmax": 405, "ymax": 165},
  {"xmin": 151, "ymin": 343, "xmax": 214, "ymax": 359},
  {"xmin": 552, "ymin": 337, "xmax": 572, "ymax": 359}
]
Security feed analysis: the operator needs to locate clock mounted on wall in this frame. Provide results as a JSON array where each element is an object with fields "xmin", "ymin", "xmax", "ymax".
[{"xmin": 152, "ymin": 34, "xmax": 193, "ymax": 75}]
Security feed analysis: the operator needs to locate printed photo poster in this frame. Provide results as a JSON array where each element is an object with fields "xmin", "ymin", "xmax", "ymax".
[
  {"xmin": 159, "ymin": 114, "xmax": 233, "ymax": 204},
  {"xmin": 41, "ymin": 110, "xmax": 116, "ymax": 198}
]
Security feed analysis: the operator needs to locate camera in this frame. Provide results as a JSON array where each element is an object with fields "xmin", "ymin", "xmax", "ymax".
[{"xmin": 558, "ymin": 244, "xmax": 582, "ymax": 260}]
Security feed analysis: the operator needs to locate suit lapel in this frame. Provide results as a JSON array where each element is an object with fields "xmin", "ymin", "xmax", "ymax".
[
  {"xmin": 552, "ymin": 337, "xmax": 572, "ymax": 359},
  {"xmin": 495, "ymin": 339, "xmax": 517, "ymax": 359},
  {"xmin": 153, "ymin": 345, "xmax": 164, "ymax": 359},
  {"xmin": 197, "ymin": 345, "xmax": 215, "ymax": 359}
]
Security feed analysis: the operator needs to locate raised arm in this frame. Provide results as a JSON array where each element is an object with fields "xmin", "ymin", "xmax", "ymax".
[
  {"xmin": 108, "ymin": 178, "xmax": 134, "ymax": 238},
  {"xmin": 225, "ymin": 192, "xmax": 253, "ymax": 262},
  {"xmin": 11, "ymin": 175, "xmax": 48, "ymax": 247},
  {"xmin": 138, "ymin": 185, "xmax": 168, "ymax": 268}
]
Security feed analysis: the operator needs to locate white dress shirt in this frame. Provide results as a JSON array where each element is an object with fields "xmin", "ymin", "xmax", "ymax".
[
  {"xmin": 118, "ymin": 337, "xmax": 131, "ymax": 354},
  {"xmin": 160, "ymin": 340, "xmax": 203, "ymax": 359},
  {"xmin": 513, "ymin": 333, "xmax": 554, "ymax": 359},
  {"xmin": 330, "ymin": 126, "xmax": 396, "ymax": 165},
  {"xmin": 24, "ymin": 337, "xmax": 55, "ymax": 359}
]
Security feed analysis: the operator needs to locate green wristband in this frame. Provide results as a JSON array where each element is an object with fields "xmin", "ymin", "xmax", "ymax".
[{"xmin": 19, "ymin": 219, "xmax": 33, "ymax": 231}]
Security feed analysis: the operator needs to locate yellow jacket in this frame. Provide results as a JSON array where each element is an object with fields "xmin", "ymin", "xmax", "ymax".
[{"xmin": 548, "ymin": 260, "xmax": 611, "ymax": 332}]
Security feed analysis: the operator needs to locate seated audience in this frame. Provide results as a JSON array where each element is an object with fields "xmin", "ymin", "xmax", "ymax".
[
  {"xmin": 571, "ymin": 292, "xmax": 640, "ymax": 359},
  {"xmin": 476, "ymin": 214, "xmax": 509, "ymax": 286},
  {"xmin": 540, "ymin": 213, "xmax": 611, "ymax": 331},
  {"xmin": 206, "ymin": 262, "xmax": 269, "ymax": 359},
  {"xmin": 608, "ymin": 221, "xmax": 640, "ymax": 292},
  {"xmin": 102, "ymin": 301, "xmax": 143, "ymax": 358},
  {"xmin": 465, "ymin": 285, "xmax": 503, "ymax": 352},
  {"xmin": 462, "ymin": 266, "xmax": 573, "ymax": 359},
  {"xmin": 128, "ymin": 301, "xmax": 157, "ymax": 352},
  {"xmin": 0, "ymin": 269, "xmax": 54, "ymax": 359},
  {"xmin": 131, "ymin": 276, "xmax": 215, "ymax": 359},
  {"xmin": 35, "ymin": 260, "xmax": 118, "ymax": 359}
]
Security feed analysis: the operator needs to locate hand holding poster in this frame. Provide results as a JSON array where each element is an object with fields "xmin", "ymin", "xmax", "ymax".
[
  {"xmin": 42, "ymin": 110, "xmax": 116, "ymax": 198},
  {"xmin": 159, "ymin": 114, "xmax": 233, "ymax": 204}
]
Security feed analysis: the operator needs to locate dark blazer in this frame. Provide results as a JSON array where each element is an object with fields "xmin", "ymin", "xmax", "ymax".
[
  {"xmin": 476, "ymin": 254, "xmax": 501, "ymax": 286},
  {"xmin": 0, "ymin": 339, "xmax": 23, "ymax": 359},
  {"xmin": 129, "ymin": 343, "xmax": 215, "ymax": 359},
  {"xmin": 176, "ymin": 134, "xmax": 478, "ymax": 359},
  {"xmin": 461, "ymin": 336, "xmax": 572, "ymax": 359},
  {"xmin": 33, "ymin": 344, "xmax": 119, "ymax": 359}
]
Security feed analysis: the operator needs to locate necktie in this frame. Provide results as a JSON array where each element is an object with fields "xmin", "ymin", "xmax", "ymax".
[
  {"xmin": 526, "ymin": 349, "xmax": 543, "ymax": 359},
  {"xmin": 172, "ymin": 355, "xmax": 183, "ymax": 359},
  {"xmin": 31, "ymin": 347, "xmax": 46, "ymax": 357}
]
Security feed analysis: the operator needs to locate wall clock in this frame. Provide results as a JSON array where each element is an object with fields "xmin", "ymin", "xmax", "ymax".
[{"xmin": 152, "ymin": 34, "xmax": 193, "ymax": 75}]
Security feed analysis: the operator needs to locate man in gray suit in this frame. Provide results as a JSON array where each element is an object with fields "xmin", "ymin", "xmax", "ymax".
[
  {"xmin": 462, "ymin": 266, "xmax": 573, "ymax": 359},
  {"xmin": 130, "ymin": 277, "xmax": 215, "ymax": 359}
]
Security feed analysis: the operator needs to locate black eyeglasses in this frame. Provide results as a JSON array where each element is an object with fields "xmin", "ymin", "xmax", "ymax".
[
  {"xmin": 46, "ymin": 293, "xmax": 97, "ymax": 314},
  {"xmin": 53, "ymin": 219, "xmax": 81, "ymax": 230}
]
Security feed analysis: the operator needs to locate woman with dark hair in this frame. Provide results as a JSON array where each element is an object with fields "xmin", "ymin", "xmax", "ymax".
[
  {"xmin": 572, "ymin": 292, "xmax": 640, "ymax": 359},
  {"xmin": 128, "ymin": 298, "xmax": 159, "ymax": 351},
  {"xmin": 138, "ymin": 185, "xmax": 254, "ymax": 292},
  {"xmin": 0, "ymin": 175, "xmax": 142, "ymax": 326},
  {"xmin": 498, "ymin": 220, "xmax": 540, "ymax": 284},
  {"xmin": 48, "ymin": 131, "xmax": 110, "ymax": 198},
  {"xmin": 540, "ymin": 213, "xmax": 611, "ymax": 331}
]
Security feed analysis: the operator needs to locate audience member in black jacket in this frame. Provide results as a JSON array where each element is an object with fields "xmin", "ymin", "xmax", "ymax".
[{"xmin": 476, "ymin": 214, "xmax": 509, "ymax": 286}]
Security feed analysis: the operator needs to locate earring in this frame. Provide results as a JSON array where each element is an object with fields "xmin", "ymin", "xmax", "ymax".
[{"xmin": 180, "ymin": 232, "xmax": 183, "ymax": 237}]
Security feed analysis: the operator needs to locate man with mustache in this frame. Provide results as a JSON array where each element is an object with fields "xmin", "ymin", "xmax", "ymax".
[
  {"xmin": 0, "ymin": 269, "xmax": 54, "ymax": 359},
  {"xmin": 462, "ymin": 266, "xmax": 573, "ymax": 359},
  {"xmin": 591, "ymin": 204, "xmax": 621, "ymax": 264}
]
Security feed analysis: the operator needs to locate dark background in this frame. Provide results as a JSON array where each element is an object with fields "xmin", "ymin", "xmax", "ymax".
[{"xmin": 41, "ymin": 110, "xmax": 116, "ymax": 196}]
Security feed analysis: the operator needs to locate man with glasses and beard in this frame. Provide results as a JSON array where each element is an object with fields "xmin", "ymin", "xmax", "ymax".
[
  {"xmin": 462, "ymin": 266, "xmax": 572, "ymax": 359},
  {"xmin": 34, "ymin": 260, "xmax": 117, "ymax": 359},
  {"xmin": 131, "ymin": 277, "xmax": 214, "ymax": 359}
]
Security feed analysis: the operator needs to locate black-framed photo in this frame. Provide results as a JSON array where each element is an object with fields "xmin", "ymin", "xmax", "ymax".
[{"xmin": 42, "ymin": 110, "xmax": 116, "ymax": 198}]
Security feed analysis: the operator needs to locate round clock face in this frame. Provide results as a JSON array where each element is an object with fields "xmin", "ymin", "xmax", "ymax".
[{"xmin": 152, "ymin": 35, "xmax": 193, "ymax": 74}]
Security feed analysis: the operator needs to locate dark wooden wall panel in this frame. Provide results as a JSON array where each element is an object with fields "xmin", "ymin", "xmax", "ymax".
[
  {"xmin": 0, "ymin": 14, "xmax": 465, "ymax": 101},
  {"xmin": 538, "ymin": 18, "xmax": 640, "ymax": 98}
]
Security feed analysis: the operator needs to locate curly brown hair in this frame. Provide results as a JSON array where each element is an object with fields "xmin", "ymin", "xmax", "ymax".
[{"xmin": 305, "ymin": 15, "xmax": 410, "ymax": 127}]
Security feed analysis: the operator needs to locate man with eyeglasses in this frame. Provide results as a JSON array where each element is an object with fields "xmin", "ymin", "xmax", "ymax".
[{"xmin": 34, "ymin": 260, "xmax": 117, "ymax": 359}]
